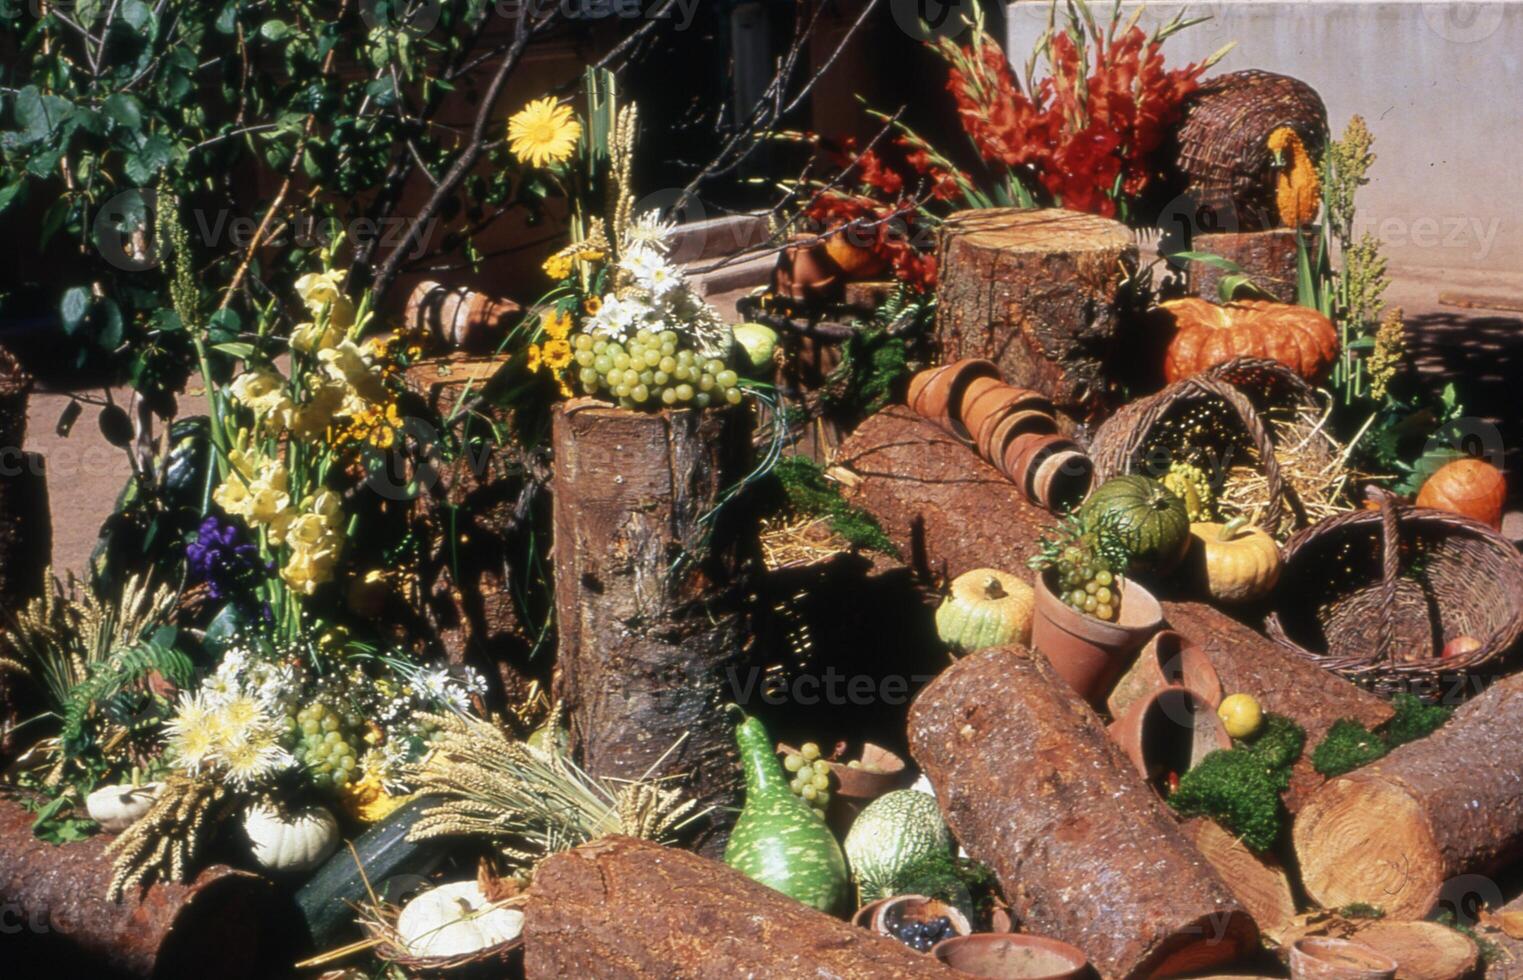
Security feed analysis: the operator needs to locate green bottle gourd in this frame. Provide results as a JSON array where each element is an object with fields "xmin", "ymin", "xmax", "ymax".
[{"xmin": 723, "ymin": 709, "xmax": 849, "ymax": 914}]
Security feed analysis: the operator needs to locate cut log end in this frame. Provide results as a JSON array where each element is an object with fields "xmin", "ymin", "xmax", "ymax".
[
  {"xmin": 1183, "ymin": 817, "xmax": 1297, "ymax": 939},
  {"xmin": 1293, "ymin": 776, "xmax": 1444, "ymax": 920},
  {"xmin": 943, "ymin": 207, "xmax": 1135, "ymax": 252},
  {"xmin": 1350, "ymin": 920, "xmax": 1479, "ymax": 980}
]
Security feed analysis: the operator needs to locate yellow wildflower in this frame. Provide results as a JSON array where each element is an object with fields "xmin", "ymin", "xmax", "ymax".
[
  {"xmin": 526, "ymin": 344, "xmax": 543, "ymax": 373},
  {"xmin": 584, "ymin": 296, "xmax": 602, "ymax": 316},
  {"xmin": 542, "ymin": 308, "xmax": 573, "ymax": 341},
  {"xmin": 542, "ymin": 252, "xmax": 574, "ymax": 280},
  {"xmin": 294, "ymin": 270, "xmax": 355, "ymax": 330},
  {"xmin": 507, "ymin": 97, "xmax": 581, "ymax": 168},
  {"xmin": 541, "ymin": 338, "xmax": 573, "ymax": 371}
]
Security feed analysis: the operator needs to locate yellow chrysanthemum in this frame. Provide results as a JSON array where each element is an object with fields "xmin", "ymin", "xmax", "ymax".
[
  {"xmin": 508, "ymin": 97, "xmax": 581, "ymax": 168},
  {"xmin": 541, "ymin": 338, "xmax": 573, "ymax": 371},
  {"xmin": 584, "ymin": 296, "xmax": 602, "ymax": 315},
  {"xmin": 542, "ymin": 309, "xmax": 573, "ymax": 341},
  {"xmin": 542, "ymin": 253, "xmax": 574, "ymax": 280},
  {"xmin": 526, "ymin": 344, "xmax": 543, "ymax": 373}
]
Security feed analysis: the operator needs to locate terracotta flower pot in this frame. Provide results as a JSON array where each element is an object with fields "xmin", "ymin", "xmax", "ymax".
[
  {"xmin": 931, "ymin": 933, "xmax": 1088, "ymax": 980},
  {"xmin": 1106, "ymin": 630, "xmax": 1223, "ymax": 719},
  {"xmin": 926, "ymin": 360, "xmax": 1001, "ymax": 434},
  {"xmin": 1031, "ymin": 572, "xmax": 1163, "ymax": 706},
  {"xmin": 404, "ymin": 281, "xmax": 520, "ymax": 352},
  {"xmin": 1001, "ymin": 431, "xmax": 1051, "ymax": 483},
  {"xmin": 1014, "ymin": 435, "xmax": 1080, "ymax": 506},
  {"xmin": 983, "ymin": 410, "xmax": 1058, "ymax": 470},
  {"xmin": 1030, "ymin": 449, "xmax": 1093, "ymax": 513},
  {"xmin": 1107, "ymin": 686, "xmax": 1232, "ymax": 789},
  {"xmin": 872, "ymin": 894, "xmax": 973, "ymax": 941},
  {"xmin": 852, "ymin": 896, "xmax": 893, "ymax": 930},
  {"xmin": 828, "ymin": 743, "xmax": 911, "ymax": 800},
  {"xmin": 1288, "ymin": 937, "xmax": 1397, "ymax": 980},
  {"xmin": 908, "ymin": 365, "xmax": 953, "ymax": 417}
]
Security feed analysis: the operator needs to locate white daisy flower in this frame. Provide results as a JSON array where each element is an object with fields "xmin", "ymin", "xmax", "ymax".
[
  {"xmin": 624, "ymin": 210, "xmax": 676, "ymax": 253},
  {"xmin": 586, "ymin": 295, "xmax": 645, "ymax": 339},
  {"xmin": 620, "ymin": 245, "xmax": 682, "ymax": 297}
]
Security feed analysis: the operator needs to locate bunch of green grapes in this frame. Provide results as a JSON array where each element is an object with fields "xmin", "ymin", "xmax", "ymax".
[
  {"xmin": 781, "ymin": 741, "xmax": 832, "ymax": 815},
  {"xmin": 572, "ymin": 330, "xmax": 744, "ymax": 410},
  {"xmin": 1055, "ymin": 547, "xmax": 1119, "ymax": 622},
  {"xmin": 287, "ymin": 702, "xmax": 364, "ymax": 791}
]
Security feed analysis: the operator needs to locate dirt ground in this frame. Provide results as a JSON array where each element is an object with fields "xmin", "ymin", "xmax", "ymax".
[{"xmin": 18, "ymin": 265, "xmax": 1523, "ymax": 579}]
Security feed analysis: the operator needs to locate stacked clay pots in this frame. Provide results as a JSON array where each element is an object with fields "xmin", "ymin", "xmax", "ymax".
[{"xmin": 907, "ymin": 360, "xmax": 1093, "ymax": 512}]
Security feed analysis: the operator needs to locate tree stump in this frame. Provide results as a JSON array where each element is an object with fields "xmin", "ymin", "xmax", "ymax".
[
  {"xmin": 1293, "ymin": 672, "xmax": 1523, "ymax": 920},
  {"xmin": 1188, "ymin": 230, "xmax": 1302, "ymax": 304},
  {"xmin": 524, "ymin": 836, "xmax": 963, "ymax": 978},
  {"xmin": 0, "ymin": 799, "xmax": 275, "ymax": 978},
  {"xmin": 551, "ymin": 401, "xmax": 756, "ymax": 855},
  {"xmin": 934, "ymin": 208, "xmax": 1137, "ymax": 426},
  {"xmin": 909, "ymin": 648, "xmax": 1259, "ymax": 979}
]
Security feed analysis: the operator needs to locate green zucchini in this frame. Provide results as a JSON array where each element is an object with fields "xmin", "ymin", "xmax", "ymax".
[{"xmin": 723, "ymin": 710, "xmax": 849, "ymax": 914}]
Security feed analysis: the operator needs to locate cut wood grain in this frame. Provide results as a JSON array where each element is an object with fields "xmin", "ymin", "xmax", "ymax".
[{"xmin": 1182, "ymin": 816, "xmax": 1298, "ymax": 939}]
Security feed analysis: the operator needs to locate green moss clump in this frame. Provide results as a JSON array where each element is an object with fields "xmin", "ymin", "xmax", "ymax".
[
  {"xmin": 1311, "ymin": 694, "xmax": 1453, "ymax": 778},
  {"xmin": 1167, "ymin": 712, "xmax": 1305, "ymax": 853},
  {"xmin": 1336, "ymin": 903, "xmax": 1385, "ymax": 920},
  {"xmin": 771, "ymin": 456, "xmax": 899, "ymax": 557}
]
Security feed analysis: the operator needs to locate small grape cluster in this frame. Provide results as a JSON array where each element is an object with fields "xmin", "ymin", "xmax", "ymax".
[
  {"xmin": 781, "ymin": 742, "xmax": 832, "ymax": 815},
  {"xmin": 892, "ymin": 916, "xmax": 955, "ymax": 952},
  {"xmin": 572, "ymin": 330, "xmax": 744, "ymax": 410},
  {"xmin": 1032, "ymin": 515, "xmax": 1129, "ymax": 623},
  {"xmin": 286, "ymin": 702, "xmax": 364, "ymax": 791}
]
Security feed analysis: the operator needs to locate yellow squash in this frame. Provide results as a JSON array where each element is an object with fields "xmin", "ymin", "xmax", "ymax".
[
  {"xmin": 935, "ymin": 569, "xmax": 1034, "ymax": 651},
  {"xmin": 1189, "ymin": 518, "xmax": 1281, "ymax": 603}
]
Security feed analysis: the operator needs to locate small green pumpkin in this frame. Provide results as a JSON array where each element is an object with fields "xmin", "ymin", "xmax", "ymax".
[
  {"xmin": 1081, "ymin": 475, "xmax": 1191, "ymax": 575},
  {"xmin": 724, "ymin": 710, "xmax": 849, "ymax": 913},
  {"xmin": 936, "ymin": 569, "xmax": 1034, "ymax": 651},
  {"xmin": 844, "ymin": 790, "xmax": 956, "ymax": 902}
]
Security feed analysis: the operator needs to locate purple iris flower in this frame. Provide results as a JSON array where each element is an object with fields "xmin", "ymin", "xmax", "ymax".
[{"xmin": 186, "ymin": 515, "xmax": 260, "ymax": 600}]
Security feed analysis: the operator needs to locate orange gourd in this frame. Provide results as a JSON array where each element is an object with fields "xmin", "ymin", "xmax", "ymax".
[
  {"xmin": 1416, "ymin": 458, "xmax": 1506, "ymax": 528},
  {"xmin": 1159, "ymin": 298, "xmax": 1339, "ymax": 383}
]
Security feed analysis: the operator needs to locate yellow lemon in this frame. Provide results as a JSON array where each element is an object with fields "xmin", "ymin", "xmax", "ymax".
[{"xmin": 1218, "ymin": 693, "xmax": 1263, "ymax": 739}]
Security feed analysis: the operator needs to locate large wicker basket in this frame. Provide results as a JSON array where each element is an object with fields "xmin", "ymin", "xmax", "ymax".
[
  {"xmin": 1265, "ymin": 491, "xmax": 1523, "ymax": 694},
  {"xmin": 1090, "ymin": 358, "xmax": 1330, "ymax": 538}
]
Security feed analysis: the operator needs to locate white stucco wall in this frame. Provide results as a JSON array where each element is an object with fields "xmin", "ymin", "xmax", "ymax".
[{"xmin": 1004, "ymin": 1, "xmax": 1523, "ymax": 272}]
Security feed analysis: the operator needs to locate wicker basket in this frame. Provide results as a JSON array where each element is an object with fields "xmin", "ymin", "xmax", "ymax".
[
  {"xmin": 1266, "ymin": 491, "xmax": 1523, "ymax": 693},
  {"xmin": 361, "ymin": 894, "xmax": 526, "ymax": 978},
  {"xmin": 1090, "ymin": 358, "xmax": 1328, "ymax": 538}
]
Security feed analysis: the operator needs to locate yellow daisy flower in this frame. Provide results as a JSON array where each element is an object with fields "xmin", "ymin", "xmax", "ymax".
[
  {"xmin": 541, "ymin": 338, "xmax": 573, "ymax": 371},
  {"xmin": 542, "ymin": 309, "xmax": 573, "ymax": 341},
  {"xmin": 584, "ymin": 296, "xmax": 602, "ymax": 316},
  {"xmin": 508, "ymin": 97, "xmax": 581, "ymax": 168},
  {"xmin": 542, "ymin": 252, "xmax": 574, "ymax": 280},
  {"xmin": 526, "ymin": 344, "xmax": 543, "ymax": 373}
]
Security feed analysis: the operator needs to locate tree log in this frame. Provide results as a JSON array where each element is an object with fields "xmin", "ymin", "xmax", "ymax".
[
  {"xmin": 1345, "ymin": 921, "xmax": 1478, "ymax": 980},
  {"xmin": 1479, "ymin": 891, "xmax": 1523, "ymax": 979},
  {"xmin": 908, "ymin": 648, "xmax": 1259, "ymax": 978},
  {"xmin": 1188, "ymin": 230, "xmax": 1302, "ymax": 305},
  {"xmin": 1293, "ymin": 673, "xmax": 1523, "ymax": 920},
  {"xmin": 0, "ymin": 799, "xmax": 273, "ymax": 978},
  {"xmin": 934, "ymin": 208, "xmax": 1137, "ymax": 426},
  {"xmin": 551, "ymin": 402, "xmax": 756, "ymax": 855},
  {"xmin": 1181, "ymin": 817, "xmax": 1297, "ymax": 940},
  {"xmin": 523, "ymin": 835, "xmax": 962, "ymax": 979}
]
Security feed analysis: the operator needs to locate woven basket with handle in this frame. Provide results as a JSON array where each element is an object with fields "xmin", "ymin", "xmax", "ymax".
[
  {"xmin": 1090, "ymin": 358, "xmax": 1326, "ymax": 538},
  {"xmin": 1265, "ymin": 489, "xmax": 1523, "ymax": 694}
]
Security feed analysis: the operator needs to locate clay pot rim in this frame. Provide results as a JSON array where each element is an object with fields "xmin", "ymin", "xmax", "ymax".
[
  {"xmin": 1031, "ymin": 449, "xmax": 1093, "ymax": 511},
  {"xmin": 907, "ymin": 365, "xmax": 951, "ymax": 416},
  {"xmin": 873, "ymin": 894, "xmax": 973, "ymax": 940},
  {"xmin": 1013, "ymin": 435, "xmax": 1078, "ymax": 498},
  {"xmin": 1137, "ymin": 630, "xmax": 1223, "ymax": 707},
  {"xmin": 1107, "ymin": 685, "xmax": 1232, "ymax": 783},
  {"xmin": 1001, "ymin": 431, "xmax": 1055, "ymax": 482},
  {"xmin": 984, "ymin": 409, "xmax": 1058, "ymax": 468},
  {"xmin": 930, "ymin": 932, "xmax": 1089, "ymax": 980},
  {"xmin": 969, "ymin": 389, "xmax": 1053, "ymax": 453},
  {"xmin": 1034, "ymin": 571, "xmax": 1164, "ymax": 644},
  {"xmin": 775, "ymin": 741, "xmax": 910, "ymax": 799}
]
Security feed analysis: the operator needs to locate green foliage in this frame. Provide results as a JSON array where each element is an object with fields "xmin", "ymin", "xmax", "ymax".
[
  {"xmin": 1336, "ymin": 903, "xmax": 1385, "ymax": 920},
  {"xmin": 822, "ymin": 326, "xmax": 910, "ymax": 419},
  {"xmin": 772, "ymin": 456, "xmax": 898, "ymax": 557},
  {"xmin": 14, "ymin": 768, "xmax": 104, "ymax": 844},
  {"xmin": 1167, "ymin": 712, "xmax": 1304, "ymax": 853},
  {"xmin": 1311, "ymin": 694, "xmax": 1453, "ymax": 778},
  {"xmin": 60, "ymin": 630, "xmax": 194, "ymax": 756}
]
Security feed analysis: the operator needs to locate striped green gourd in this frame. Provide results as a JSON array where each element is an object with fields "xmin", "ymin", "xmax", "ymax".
[
  {"xmin": 844, "ymin": 790, "xmax": 955, "ymax": 902},
  {"xmin": 723, "ymin": 710, "xmax": 849, "ymax": 914}
]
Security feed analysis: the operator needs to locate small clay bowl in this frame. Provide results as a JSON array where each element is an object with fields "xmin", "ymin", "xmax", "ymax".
[
  {"xmin": 1288, "ymin": 937, "xmax": 1398, "ymax": 980},
  {"xmin": 931, "ymin": 933, "xmax": 1088, "ymax": 980},
  {"xmin": 852, "ymin": 897, "xmax": 893, "ymax": 930},
  {"xmin": 873, "ymin": 894, "xmax": 973, "ymax": 942},
  {"xmin": 982, "ymin": 409, "xmax": 1058, "ymax": 468},
  {"xmin": 1031, "ymin": 449, "xmax": 1093, "ymax": 512}
]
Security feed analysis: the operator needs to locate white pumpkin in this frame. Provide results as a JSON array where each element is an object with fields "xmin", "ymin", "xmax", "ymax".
[
  {"xmin": 86, "ymin": 782, "xmax": 161, "ymax": 832},
  {"xmin": 396, "ymin": 881, "xmax": 524, "ymax": 959},
  {"xmin": 242, "ymin": 803, "xmax": 339, "ymax": 873}
]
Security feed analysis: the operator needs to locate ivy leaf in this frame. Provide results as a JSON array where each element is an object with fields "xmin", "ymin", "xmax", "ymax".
[
  {"xmin": 102, "ymin": 93, "xmax": 144, "ymax": 131},
  {"xmin": 260, "ymin": 19, "xmax": 291, "ymax": 41},
  {"xmin": 125, "ymin": 134, "xmax": 174, "ymax": 183},
  {"xmin": 214, "ymin": 2, "xmax": 238, "ymax": 33},
  {"xmin": 212, "ymin": 341, "xmax": 255, "ymax": 359},
  {"xmin": 60, "ymin": 287, "xmax": 92, "ymax": 333},
  {"xmin": 94, "ymin": 298, "xmax": 125, "ymax": 350},
  {"xmin": 120, "ymin": 0, "xmax": 153, "ymax": 32},
  {"xmin": 13, "ymin": 86, "xmax": 73, "ymax": 145}
]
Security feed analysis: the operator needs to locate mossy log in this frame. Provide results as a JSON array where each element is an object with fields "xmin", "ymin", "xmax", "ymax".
[
  {"xmin": 909, "ymin": 648, "xmax": 1259, "ymax": 978},
  {"xmin": 1294, "ymin": 672, "xmax": 1523, "ymax": 920},
  {"xmin": 523, "ymin": 836, "xmax": 963, "ymax": 978}
]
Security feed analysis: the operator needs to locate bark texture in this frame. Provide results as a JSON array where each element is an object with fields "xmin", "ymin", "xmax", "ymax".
[
  {"xmin": 1188, "ymin": 230, "xmax": 1302, "ymax": 305},
  {"xmin": 1293, "ymin": 672, "xmax": 1523, "ymax": 920},
  {"xmin": 1181, "ymin": 817, "xmax": 1297, "ymax": 940},
  {"xmin": 935, "ymin": 208, "xmax": 1137, "ymax": 425},
  {"xmin": 0, "ymin": 799, "xmax": 272, "ymax": 978},
  {"xmin": 523, "ymin": 836, "xmax": 962, "ymax": 979},
  {"xmin": 908, "ymin": 647, "xmax": 1259, "ymax": 979},
  {"xmin": 551, "ymin": 402, "xmax": 755, "ymax": 854}
]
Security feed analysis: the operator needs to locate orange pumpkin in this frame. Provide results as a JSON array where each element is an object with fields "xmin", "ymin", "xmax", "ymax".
[
  {"xmin": 1417, "ymin": 458, "xmax": 1506, "ymax": 528},
  {"xmin": 1159, "ymin": 298, "xmax": 1339, "ymax": 383}
]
